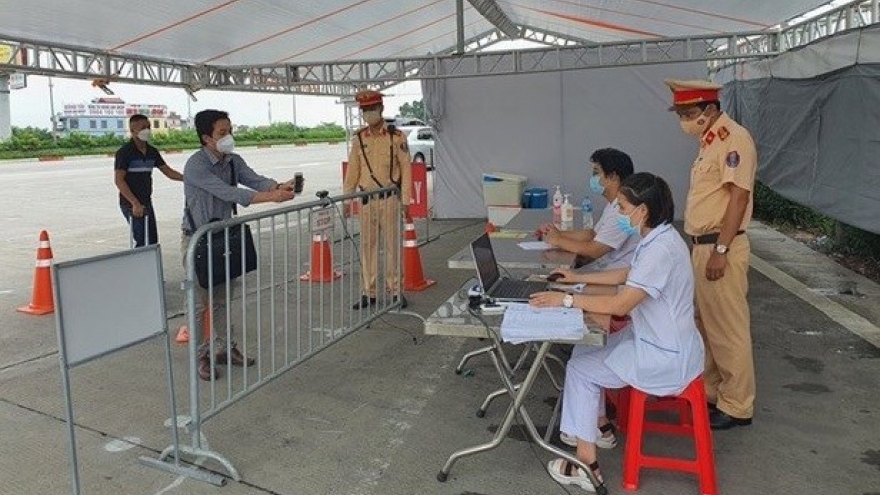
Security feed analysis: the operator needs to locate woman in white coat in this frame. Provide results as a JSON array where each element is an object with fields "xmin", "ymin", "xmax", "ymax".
[{"xmin": 530, "ymin": 172, "xmax": 705, "ymax": 491}]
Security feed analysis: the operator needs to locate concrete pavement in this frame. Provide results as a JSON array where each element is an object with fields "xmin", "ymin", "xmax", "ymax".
[{"xmin": 1, "ymin": 214, "xmax": 879, "ymax": 494}]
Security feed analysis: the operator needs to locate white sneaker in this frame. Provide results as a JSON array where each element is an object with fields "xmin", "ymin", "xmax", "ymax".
[
  {"xmin": 547, "ymin": 458, "xmax": 597, "ymax": 492},
  {"xmin": 560, "ymin": 429, "xmax": 617, "ymax": 449}
]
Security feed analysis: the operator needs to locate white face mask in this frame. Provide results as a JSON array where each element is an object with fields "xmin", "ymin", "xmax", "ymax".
[
  {"xmin": 215, "ymin": 134, "xmax": 235, "ymax": 154},
  {"xmin": 679, "ymin": 113, "xmax": 712, "ymax": 137},
  {"xmin": 362, "ymin": 110, "xmax": 382, "ymax": 126},
  {"xmin": 136, "ymin": 129, "xmax": 152, "ymax": 142}
]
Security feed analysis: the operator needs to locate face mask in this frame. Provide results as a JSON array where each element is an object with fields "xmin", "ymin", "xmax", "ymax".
[
  {"xmin": 616, "ymin": 210, "xmax": 640, "ymax": 237},
  {"xmin": 679, "ymin": 113, "xmax": 711, "ymax": 136},
  {"xmin": 362, "ymin": 110, "xmax": 382, "ymax": 126},
  {"xmin": 216, "ymin": 134, "xmax": 235, "ymax": 154},
  {"xmin": 136, "ymin": 129, "xmax": 152, "ymax": 142},
  {"xmin": 589, "ymin": 174, "xmax": 605, "ymax": 195}
]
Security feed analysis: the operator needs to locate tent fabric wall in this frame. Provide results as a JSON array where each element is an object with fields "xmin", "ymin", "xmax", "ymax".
[
  {"xmin": 425, "ymin": 62, "xmax": 707, "ymax": 219},
  {"xmin": 724, "ymin": 65, "xmax": 880, "ymax": 235},
  {"xmin": 720, "ymin": 25, "xmax": 880, "ymax": 235}
]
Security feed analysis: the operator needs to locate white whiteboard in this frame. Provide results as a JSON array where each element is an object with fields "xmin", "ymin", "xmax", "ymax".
[{"xmin": 53, "ymin": 246, "xmax": 167, "ymax": 368}]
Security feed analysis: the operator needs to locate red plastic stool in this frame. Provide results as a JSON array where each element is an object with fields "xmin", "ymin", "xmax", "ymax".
[
  {"xmin": 622, "ymin": 376, "xmax": 718, "ymax": 495},
  {"xmin": 606, "ymin": 387, "xmax": 689, "ymax": 435}
]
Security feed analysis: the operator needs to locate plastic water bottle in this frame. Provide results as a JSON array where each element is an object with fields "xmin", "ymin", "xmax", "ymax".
[
  {"xmin": 581, "ymin": 196, "xmax": 594, "ymax": 230},
  {"xmin": 552, "ymin": 185, "xmax": 563, "ymax": 224},
  {"xmin": 561, "ymin": 194, "xmax": 574, "ymax": 230}
]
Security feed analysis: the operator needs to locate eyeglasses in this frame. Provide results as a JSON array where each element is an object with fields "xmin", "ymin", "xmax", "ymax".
[{"xmin": 675, "ymin": 107, "xmax": 703, "ymax": 120}]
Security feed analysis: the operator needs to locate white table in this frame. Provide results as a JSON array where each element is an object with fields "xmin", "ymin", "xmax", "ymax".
[
  {"xmin": 448, "ymin": 208, "xmax": 585, "ymax": 271},
  {"xmin": 428, "ymin": 279, "xmax": 608, "ymax": 494}
]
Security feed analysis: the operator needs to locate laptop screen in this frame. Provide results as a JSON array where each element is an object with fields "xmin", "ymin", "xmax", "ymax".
[{"xmin": 470, "ymin": 233, "xmax": 501, "ymax": 291}]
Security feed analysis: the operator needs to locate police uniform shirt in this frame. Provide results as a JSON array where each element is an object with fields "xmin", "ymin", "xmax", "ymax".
[
  {"xmin": 114, "ymin": 139, "xmax": 167, "ymax": 208},
  {"xmin": 343, "ymin": 126, "xmax": 413, "ymax": 204},
  {"xmin": 591, "ymin": 199, "xmax": 639, "ymax": 271},
  {"xmin": 604, "ymin": 223, "xmax": 705, "ymax": 396},
  {"xmin": 684, "ymin": 113, "xmax": 758, "ymax": 236}
]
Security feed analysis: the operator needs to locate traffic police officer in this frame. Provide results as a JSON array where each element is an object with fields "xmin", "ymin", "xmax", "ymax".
[
  {"xmin": 666, "ymin": 79, "xmax": 757, "ymax": 430},
  {"xmin": 343, "ymin": 90, "xmax": 413, "ymax": 309}
]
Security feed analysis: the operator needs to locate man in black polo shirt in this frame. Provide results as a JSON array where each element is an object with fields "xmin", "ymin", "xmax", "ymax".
[{"xmin": 114, "ymin": 114, "xmax": 183, "ymax": 246}]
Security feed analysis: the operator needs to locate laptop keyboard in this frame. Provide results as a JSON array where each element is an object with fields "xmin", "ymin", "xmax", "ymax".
[{"xmin": 492, "ymin": 280, "xmax": 547, "ymax": 299}]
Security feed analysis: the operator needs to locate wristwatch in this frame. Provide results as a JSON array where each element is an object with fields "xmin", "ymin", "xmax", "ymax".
[
  {"xmin": 562, "ymin": 293, "xmax": 574, "ymax": 308},
  {"xmin": 714, "ymin": 243, "xmax": 729, "ymax": 255}
]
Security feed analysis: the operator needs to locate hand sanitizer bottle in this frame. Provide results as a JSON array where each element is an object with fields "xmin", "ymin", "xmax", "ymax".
[
  {"xmin": 552, "ymin": 185, "xmax": 563, "ymax": 224},
  {"xmin": 581, "ymin": 196, "xmax": 594, "ymax": 230}
]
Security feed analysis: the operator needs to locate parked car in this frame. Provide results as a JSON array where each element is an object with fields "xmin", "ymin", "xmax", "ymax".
[
  {"xmin": 385, "ymin": 116, "xmax": 425, "ymax": 128},
  {"xmin": 400, "ymin": 126, "xmax": 435, "ymax": 170}
]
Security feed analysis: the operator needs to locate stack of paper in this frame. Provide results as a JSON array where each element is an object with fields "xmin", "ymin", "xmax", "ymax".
[
  {"xmin": 500, "ymin": 303, "xmax": 585, "ymax": 344},
  {"xmin": 517, "ymin": 241, "xmax": 553, "ymax": 251}
]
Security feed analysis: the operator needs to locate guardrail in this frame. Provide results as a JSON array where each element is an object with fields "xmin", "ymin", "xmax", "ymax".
[{"xmin": 148, "ymin": 187, "xmax": 407, "ymax": 481}]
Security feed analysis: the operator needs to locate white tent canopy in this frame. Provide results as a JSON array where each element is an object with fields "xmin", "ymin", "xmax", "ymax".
[{"xmin": 1, "ymin": 0, "xmax": 828, "ymax": 67}]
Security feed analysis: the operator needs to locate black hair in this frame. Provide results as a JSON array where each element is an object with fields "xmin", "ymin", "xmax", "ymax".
[
  {"xmin": 589, "ymin": 148, "xmax": 634, "ymax": 182},
  {"xmin": 619, "ymin": 172, "xmax": 675, "ymax": 228},
  {"xmin": 194, "ymin": 109, "xmax": 230, "ymax": 146},
  {"xmin": 129, "ymin": 114, "xmax": 149, "ymax": 126}
]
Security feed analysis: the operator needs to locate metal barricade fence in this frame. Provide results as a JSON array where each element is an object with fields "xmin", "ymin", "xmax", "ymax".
[{"xmin": 153, "ymin": 188, "xmax": 404, "ymax": 481}]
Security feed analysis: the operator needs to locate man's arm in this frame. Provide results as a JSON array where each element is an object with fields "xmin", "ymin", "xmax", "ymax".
[
  {"xmin": 113, "ymin": 150, "xmax": 145, "ymax": 217},
  {"xmin": 342, "ymin": 136, "xmax": 361, "ymax": 195},
  {"xmin": 705, "ymin": 184, "xmax": 750, "ymax": 281},
  {"xmin": 342, "ymin": 137, "xmax": 362, "ymax": 216},
  {"xmin": 114, "ymin": 169, "xmax": 144, "ymax": 216},
  {"xmin": 396, "ymin": 132, "xmax": 413, "ymax": 212},
  {"xmin": 546, "ymin": 234, "xmax": 613, "ymax": 260},
  {"xmin": 158, "ymin": 164, "xmax": 183, "ymax": 181},
  {"xmin": 706, "ymin": 130, "xmax": 757, "ymax": 280}
]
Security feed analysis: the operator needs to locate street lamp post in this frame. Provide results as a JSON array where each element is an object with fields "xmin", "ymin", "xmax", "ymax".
[{"xmin": 48, "ymin": 76, "xmax": 58, "ymax": 143}]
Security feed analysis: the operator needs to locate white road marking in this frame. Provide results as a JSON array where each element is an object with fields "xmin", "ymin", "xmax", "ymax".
[
  {"xmin": 751, "ymin": 254, "xmax": 880, "ymax": 348},
  {"xmin": 104, "ymin": 436, "xmax": 141, "ymax": 452}
]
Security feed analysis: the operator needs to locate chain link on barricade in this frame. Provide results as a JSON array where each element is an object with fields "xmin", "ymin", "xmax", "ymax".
[{"xmin": 149, "ymin": 187, "xmax": 411, "ymax": 482}]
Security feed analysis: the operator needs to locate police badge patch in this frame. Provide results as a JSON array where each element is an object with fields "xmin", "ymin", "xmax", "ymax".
[{"xmin": 726, "ymin": 151, "xmax": 740, "ymax": 168}]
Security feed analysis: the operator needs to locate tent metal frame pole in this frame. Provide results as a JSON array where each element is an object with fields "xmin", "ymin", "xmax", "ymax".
[{"xmin": 0, "ymin": 0, "xmax": 876, "ymax": 95}]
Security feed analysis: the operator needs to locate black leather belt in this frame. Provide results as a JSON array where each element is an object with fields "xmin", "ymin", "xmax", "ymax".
[
  {"xmin": 361, "ymin": 190, "xmax": 395, "ymax": 205},
  {"xmin": 691, "ymin": 230, "xmax": 745, "ymax": 245}
]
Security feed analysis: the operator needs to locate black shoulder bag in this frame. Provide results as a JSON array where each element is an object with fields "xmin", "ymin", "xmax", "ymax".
[{"xmin": 186, "ymin": 158, "xmax": 258, "ymax": 289}]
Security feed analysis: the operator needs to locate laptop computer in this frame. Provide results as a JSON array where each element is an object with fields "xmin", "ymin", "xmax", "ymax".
[{"xmin": 470, "ymin": 233, "xmax": 549, "ymax": 302}]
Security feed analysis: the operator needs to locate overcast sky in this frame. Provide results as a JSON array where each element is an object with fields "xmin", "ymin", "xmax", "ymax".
[{"xmin": 7, "ymin": 76, "xmax": 424, "ymax": 130}]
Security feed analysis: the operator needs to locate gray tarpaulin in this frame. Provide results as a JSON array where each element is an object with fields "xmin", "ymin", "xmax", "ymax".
[
  {"xmin": 720, "ymin": 26, "xmax": 880, "ymax": 235},
  {"xmin": 423, "ymin": 61, "xmax": 707, "ymax": 219}
]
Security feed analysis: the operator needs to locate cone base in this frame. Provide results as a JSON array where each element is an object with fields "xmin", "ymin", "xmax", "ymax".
[
  {"xmin": 17, "ymin": 305, "xmax": 54, "ymax": 315},
  {"xmin": 405, "ymin": 278, "xmax": 436, "ymax": 292},
  {"xmin": 175, "ymin": 325, "xmax": 190, "ymax": 344},
  {"xmin": 300, "ymin": 270, "xmax": 343, "ymax": 283}
]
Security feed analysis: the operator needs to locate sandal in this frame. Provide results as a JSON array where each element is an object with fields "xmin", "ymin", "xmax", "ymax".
[
  {"xmin": 547, "ymin": 458, "xmax": 602, "ymax": 492},
  {"xmin": 597, "ymin": 422, "xmax": 618, "ymax": 449},
  {"xmin": 560, "ymin": 423, "xmax": 617, "ymax": 449}
]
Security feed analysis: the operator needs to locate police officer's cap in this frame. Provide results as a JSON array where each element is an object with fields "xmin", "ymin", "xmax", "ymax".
[
  {"xmin": 355, "ymin": 90, "xmax": 384, "ymax": 108},
  {"xmin": 664, "ymin": 79, "xmax": 722, "ymax": 110}
]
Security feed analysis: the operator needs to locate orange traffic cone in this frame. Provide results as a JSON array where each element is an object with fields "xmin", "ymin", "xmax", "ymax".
[
  {"xmin": 18, "ymin": 230, "xmax": 55, "ymax": 315},
  {"xmin": 402, "ymin": 214, "xmax": 436, "ymax": 292},
  {"xmin": 300, "ymin": 233, "xmax": 342, "ymax": 282}
]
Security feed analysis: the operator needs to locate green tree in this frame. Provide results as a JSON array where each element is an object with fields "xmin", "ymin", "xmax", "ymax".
[{"xmin": 398, "ymin": 100, "xmax": 425, "ymax": 120}]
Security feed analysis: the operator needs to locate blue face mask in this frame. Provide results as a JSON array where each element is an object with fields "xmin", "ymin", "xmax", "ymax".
[
  {"xmin": 589, "ymin": 174, "xmax": 605, "ymax": 195},
  {"xmin": 616, "ymin": 210, "xmax": 639, "ymax": 237}
]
